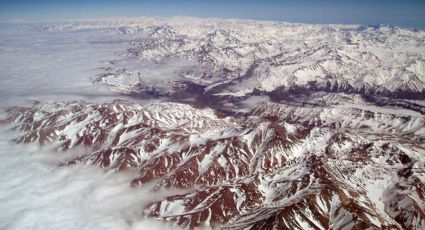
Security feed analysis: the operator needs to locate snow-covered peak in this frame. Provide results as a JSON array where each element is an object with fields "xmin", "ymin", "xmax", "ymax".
[{"xmin": 42, "ymin": 17, "xmax": 423, "ymax": 99}]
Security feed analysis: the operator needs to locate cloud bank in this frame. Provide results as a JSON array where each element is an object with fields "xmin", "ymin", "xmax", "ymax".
[{"xmin": 0, "ymin": 129, "xmax": 180, "ymax": 230}]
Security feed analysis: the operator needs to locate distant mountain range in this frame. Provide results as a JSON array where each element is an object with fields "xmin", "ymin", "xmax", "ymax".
[{"xmin": 2, "ymin": 17, "xmax": 424, "ymax": 229}]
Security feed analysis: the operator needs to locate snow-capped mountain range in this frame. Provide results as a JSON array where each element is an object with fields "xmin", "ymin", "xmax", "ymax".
[
  {"xmin": 1, "ymin": 17, "xmax": 425, "ymax": 229},
  {"xmin": 70, "ymin": 17, "xmax": 425, "ymax": 100},
  {"xmin": 2, "ymin": 93, "xmax": 425, "ymax": 229}
]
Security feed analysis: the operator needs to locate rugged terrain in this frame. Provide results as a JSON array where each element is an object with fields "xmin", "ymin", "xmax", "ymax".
[{"xmin": 2, "ymin": 17, "xmax": 425, "ymax": 229}]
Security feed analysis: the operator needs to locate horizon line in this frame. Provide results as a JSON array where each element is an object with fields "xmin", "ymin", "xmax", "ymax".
[{"xmin": 1, "ymin": 15, "xmax": 423, "ymax": 31}]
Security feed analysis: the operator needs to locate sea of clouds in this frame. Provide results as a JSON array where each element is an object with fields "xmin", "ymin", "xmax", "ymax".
[
  {"xmin": 0, "ymin": 23, "xmax": 182, "ymax": 230},
  {"xmin": 0, "ymin": 23, "xmax": 130, "ymax": 107},
  {"xmin": 0, "ymin": 128, "xmax": 181, "ymax": 230}
]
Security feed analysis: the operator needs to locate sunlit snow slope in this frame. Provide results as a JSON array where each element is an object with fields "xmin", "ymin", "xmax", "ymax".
[{"xmin": 1, "ymin": 17, "xmax": 425, "ymax": 229}]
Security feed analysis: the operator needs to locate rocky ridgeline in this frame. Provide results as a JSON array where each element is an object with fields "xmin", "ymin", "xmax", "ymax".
[{"xmin": 1, "ymin": 95, "xmax": 424, "ymax": 229}]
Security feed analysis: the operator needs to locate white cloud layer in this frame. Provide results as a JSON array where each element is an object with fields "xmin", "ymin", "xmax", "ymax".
[
  {"xmin": 0, "ymin": 24, "xmax": 131, "ymax": 108},
  {"xmin": 0, "ymin": 24, "xmax": 188, "ymax": 230},
  {"xmin": 0, "ymin": 128, "xmax": 181, "ymax": 230}
]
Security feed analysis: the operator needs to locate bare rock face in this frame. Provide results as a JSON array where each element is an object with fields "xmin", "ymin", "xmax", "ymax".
[
  {"xmin": 3, "ymin": 18, "xmax": 425, "ymax": 229},
  {"xmin": 2, "ymin": 94, "xmax": 424, "ymax": 229}
]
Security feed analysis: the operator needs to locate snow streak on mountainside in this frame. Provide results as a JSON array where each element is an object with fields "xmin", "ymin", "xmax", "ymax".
[
  {"xmin": 2, "ymin": 94, "xmax": 425, "ymax": 229},
  {"xmin": 43, "ymin": 17, "xmax": 425, "ymax": 101},
  {"xmin": 1, "ymin": 17, "xmax": 425, "ymax": 229}
]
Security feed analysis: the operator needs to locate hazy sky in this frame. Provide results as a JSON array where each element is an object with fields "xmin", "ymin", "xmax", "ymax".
[{"xmin": 1, "ymin": 0, "xmax": 425, "ymax": 28}]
